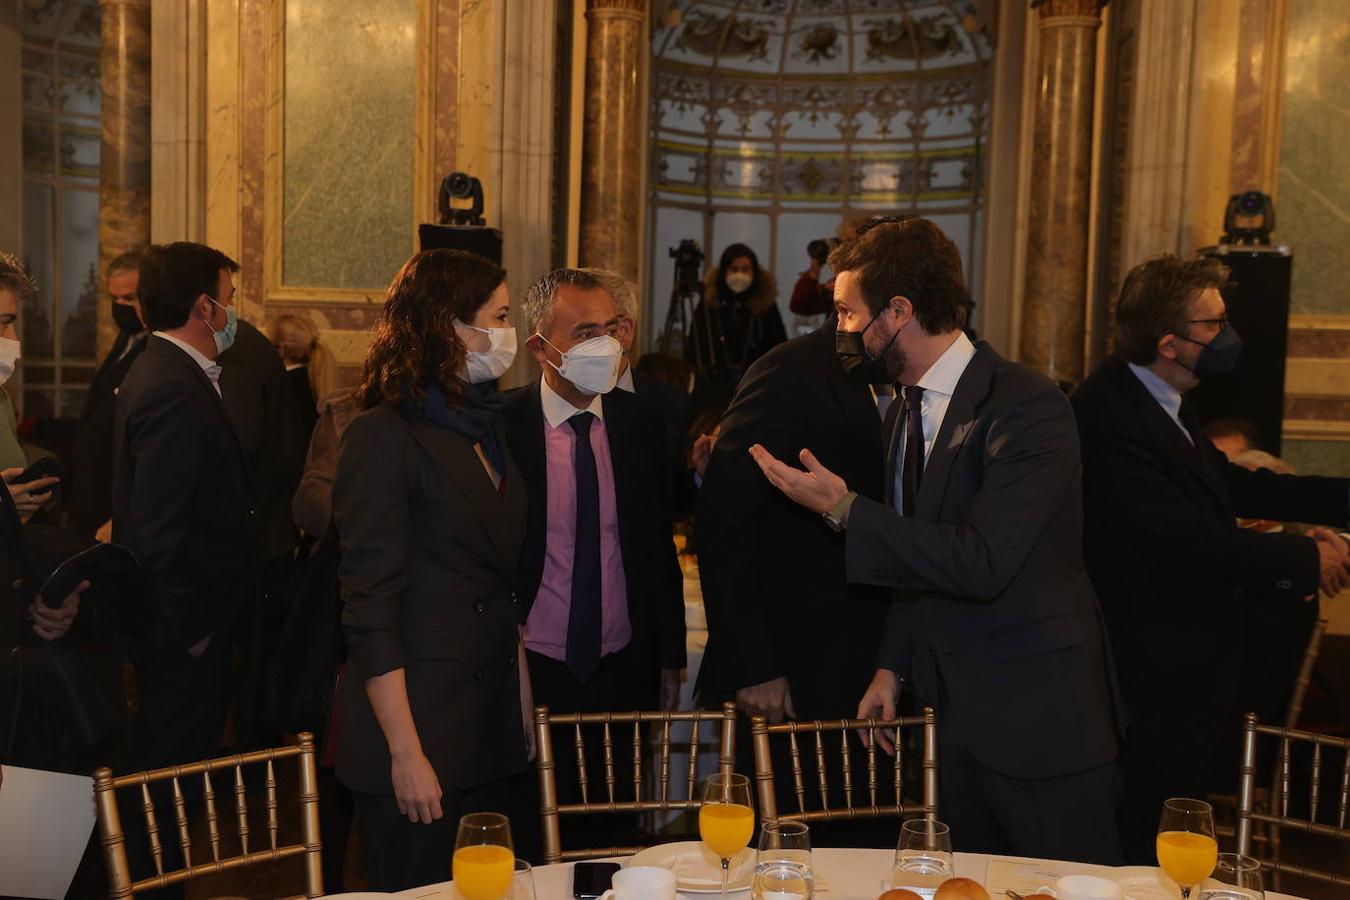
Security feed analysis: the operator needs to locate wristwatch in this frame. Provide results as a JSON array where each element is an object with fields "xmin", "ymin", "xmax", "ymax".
[{"xmin": 822, "ymin": 491, "xmax": 858, "ymax": 533}]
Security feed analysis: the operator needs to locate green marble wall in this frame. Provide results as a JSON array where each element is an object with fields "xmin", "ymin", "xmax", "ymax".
[
  {"xmin": 282, "ymin": 0, "xmax": 416, "ymax": 290},
  {"xmin": 1285, "ymin": 440, "xmax": 1350, "ymax": 478},
  {"xmin": 1277, "ymin": 0, "xmax": 1350, "ymax": 315}
]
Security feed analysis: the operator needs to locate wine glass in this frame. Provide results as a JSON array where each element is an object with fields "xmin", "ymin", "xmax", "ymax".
[
  {"xmin": 454, "ymin": 812, "xmax": 515, "ymax": 900},
  {"xmin": 1198, "ymin": 853, "xmax": 1263, "ymax": 900},
  {"xmin": 509, "ymin": 858, "xmax": 537, "ymax": 900},
  {"xmin": 891, "ymin": 818, "xmax": 954, "ymax": 899},
  {"xmin": 1156, "ymin": 798, "xmax": 1218, "ymax": 899},
  {"xmin": 700, "ymin": 773, "xmax": 755, "ymax": 899},
  {"xmin": 753, "ymin": 820, "xmax": 813, "ymax": 900}
]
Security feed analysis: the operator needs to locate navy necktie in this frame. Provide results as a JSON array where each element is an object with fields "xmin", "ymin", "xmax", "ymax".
[
  {"xmin": 566, "ymin": 412, "xmax": 603, "ymax": 682},
  {"xmin": 901, "ymin": 385, "xmax": 925, "ymax": 518}
]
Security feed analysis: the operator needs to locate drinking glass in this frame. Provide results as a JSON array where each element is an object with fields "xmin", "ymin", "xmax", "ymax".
[
  {"xmin": 509, "ymin": 858, "xmax": 537, "ymax": 900},
  {"xmin": 753, "ymin": 820, "xmax": 813, "ymax": 900},
  {"xmin": 700, "ymin": 773, "xmax": 755, "ymax": 899},
  {"xmin": 1197, "ymin": 853, "xmax": 1263, "ymax": 900},
  {"xmin": 453, "ymin": 812, "xmax": 515, "ymax": 900},
  {"xmin": 1156, "ymin": 798, "xmax": 1218, "ymax": 899},
  {"xmin": 891, "ymin": 818, "xmax": 954, "ymax": 899}
]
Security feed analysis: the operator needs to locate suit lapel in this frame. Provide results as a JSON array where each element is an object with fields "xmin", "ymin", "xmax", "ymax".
[
  {"xmin": 915, "ymin": 344, "xmax": 996, "ymax": 522},
  {"xmin": 1113, "ymin": 360, "xmax": 1233, "ymax": 513},
  {"xmin": 148, "ymin": 336, "xmax": 249, "ymax": 471},
  {"xmin": 406, "ymin": 417, "xmax": 516, "ymax": 574},
  {"xmin": 602, "ymin": 393, "xmax": 639, "ymax": 595},
  {"xmin": 880, "ymin": 393, "xmax": 902, "ymax": 507}
]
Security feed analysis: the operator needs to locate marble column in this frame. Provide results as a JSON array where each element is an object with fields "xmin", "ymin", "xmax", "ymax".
[
  {"xmin": 1018, "ymin": 0, "xmax": 1105, "ymax": 386},
  {"xmin": 577, "ymin": 0, "xmax": 645, "ymax": 281},
  {"xmin": 98, "ymin": 0, "xmax": 152, "ymax": 358}
]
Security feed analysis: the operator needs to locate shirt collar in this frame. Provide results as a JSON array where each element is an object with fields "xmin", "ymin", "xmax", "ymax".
[
  {"xmin": 1127, "ymin": 361, "xmax": 1184, "ymax": 422},
  {"xmin": 616, "ymin": 363, "xmax": 635, "ymax": 393},
  {"xmin": 153, "ymin": 331, "xmax": 219, "ymax": 378},
  {"xmin": 540, "ymin": 376, "xmax": 605, "ymax": 429},
  {"xmin": 915, "ymin": 331, "xmax": 976, "ymax": 398}
]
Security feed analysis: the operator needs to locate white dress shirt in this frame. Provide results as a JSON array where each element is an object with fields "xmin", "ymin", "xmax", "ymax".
[
  {"xmin": 153, "ymin": 331, "xmax": 222, "ymax": 397},
  {"xmin": 892, "ymin": 331, "xmax": 977, "ymax": 515}
]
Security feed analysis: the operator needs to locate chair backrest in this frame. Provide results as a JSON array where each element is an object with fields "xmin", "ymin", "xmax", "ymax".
[
  {"xmin": 93, "ymin": 732, "xmax": 323, "ymax": 898},
  {"xmin": 534, "ymin": 702, "xmax": 737, "ymax": 864},
  {"xmin": 1237, "ymin": 712, "xmax": 1350, "ymax": 889},
  {"xmin": 1283, "ymin": 618, "xmax": 1327, "ymax": 731},
  {"xmin": 750, "ymin": 708, "xmax": 937, "ymax": 825}
]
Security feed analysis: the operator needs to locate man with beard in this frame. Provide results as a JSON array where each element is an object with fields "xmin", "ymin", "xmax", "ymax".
[{"xmin": 748, "ymin": 218, "xmax": 1125, "ymax": 863}]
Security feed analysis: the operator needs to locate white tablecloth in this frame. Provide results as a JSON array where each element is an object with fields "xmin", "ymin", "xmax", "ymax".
[{"xmin": 399, "ymin": 847, "xmax": 1306, "ymax": 900}]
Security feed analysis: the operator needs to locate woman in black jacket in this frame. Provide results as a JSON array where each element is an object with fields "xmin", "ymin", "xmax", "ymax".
[
  {"xmin": 685, "ymin": 242, "xmax": 786, "ymax": 415},
  {"xmin": 332, "ymin": 249, "xmax": 533, "ymax": 890}
]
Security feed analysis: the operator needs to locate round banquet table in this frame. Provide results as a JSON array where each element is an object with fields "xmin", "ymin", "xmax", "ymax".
[{"xmin": 397, "ymin": 847, "xmax": 1307, "ymax": 900}]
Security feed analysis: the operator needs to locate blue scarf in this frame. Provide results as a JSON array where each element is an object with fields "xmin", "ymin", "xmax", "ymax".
[{"xmin": 406, "ymin": 380, "xmax": 507, "ymax": 478}]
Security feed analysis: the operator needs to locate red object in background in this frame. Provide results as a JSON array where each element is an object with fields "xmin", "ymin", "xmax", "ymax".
[{"xmin": 789, "ymin": 272, "xmax": 833, "ymax": 316}]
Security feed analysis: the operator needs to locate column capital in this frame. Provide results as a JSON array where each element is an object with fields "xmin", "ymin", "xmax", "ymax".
[{"xmin": 1030, "ymin": 0, "xmax": 1106, "ymax": 18}]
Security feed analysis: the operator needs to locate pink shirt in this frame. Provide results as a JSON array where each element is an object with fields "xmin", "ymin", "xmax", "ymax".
[{"xmin": 523, "ymin": 379, "xmax": 632, "ymax": 661}]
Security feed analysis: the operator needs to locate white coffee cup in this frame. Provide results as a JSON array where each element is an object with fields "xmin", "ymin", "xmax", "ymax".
[
  {"xmin": 1035, "ymin": 874, "xmax": 1124, "ymax": 900},
  {"xmin": 600, "ymin": 866, "xmax": 678, "ymax": 900}
]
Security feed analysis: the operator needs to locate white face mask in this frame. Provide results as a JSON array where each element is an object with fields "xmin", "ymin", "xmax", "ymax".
[
  {"xmin": 462, "ymin": 323, "xmax": 517, "ymax": 384},
  {"xmin": 538, "ymin": 333, "xmax": 623, "ymax": 396},
  {"xmin": 0, "ymin": 337, "xmax": 20, "ymax": 385},
  {"xmin": 725, "ymin": 272, "xmax": 753, "ymax": 294}
]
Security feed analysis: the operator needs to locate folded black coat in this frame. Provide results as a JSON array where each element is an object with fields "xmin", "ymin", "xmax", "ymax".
[
  {"xmin": 261, "ymin": 535, "xmax": 345, "ymax": 735},
  {"xmin": 0, "ymin": 509, "xmax": 154, "ymax": 769}
]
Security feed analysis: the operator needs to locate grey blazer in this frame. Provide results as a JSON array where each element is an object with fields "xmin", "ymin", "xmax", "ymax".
[
  {"xmin": 847, "ymin": 342, "xmax": 1125, "ymax": 781},
  {"xmin": 333, "ymin": 403, "xmax": 529, "ymax": 796}
]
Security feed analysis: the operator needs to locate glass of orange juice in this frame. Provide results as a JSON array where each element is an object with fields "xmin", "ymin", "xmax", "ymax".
[
  {"xmin": 454, "ymin": 812, "xmax": 514, "ymax": 900},
  {"xmin": 700, "ymin": 773, "xmax": 754, "ymax": 899},
  {"xmin": 1156, "ymin": 798, "xmax": 1217, "ymax": 899}
]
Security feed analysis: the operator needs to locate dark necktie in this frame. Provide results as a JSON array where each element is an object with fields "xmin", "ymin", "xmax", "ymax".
[
  {"xmin": 566, "ymin": 412, "xmax": 603, "ymax": 682},
  {"xmin": 901, "ymin": 385, "xmax": 925, "ymax": 518}
]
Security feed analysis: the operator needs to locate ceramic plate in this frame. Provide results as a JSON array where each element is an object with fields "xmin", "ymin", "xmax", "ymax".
[{"xmin": 629, "ymin": 841, "xmax": 755, "ymax": 893}]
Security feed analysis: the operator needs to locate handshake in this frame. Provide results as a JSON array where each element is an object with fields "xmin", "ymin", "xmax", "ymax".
[{"xmin": 1312, "ymin": 527, "xmax": 1350, "ymax": 598}]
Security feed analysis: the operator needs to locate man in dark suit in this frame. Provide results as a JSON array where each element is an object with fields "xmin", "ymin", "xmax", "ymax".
[
  {"xmin": 698, "ymin": 318, "xmax": 893, "ymax": 843},
  {"xmin": 72, "ymin": 251, "xmax": 149, "ymax": 538},
  {"xmin": 504, "ymin": 268, "xmax": 685, "ymax": 852},
  {"xmin": 113, "ymin": 242, "xmax": 254, "ymax": 781},
  {"xmin": 750, "ymin": 219, "xmax": 1125, "ymax": 864},
  {"xmin": 504, "ymin": 268, "xmax": 685, "ymax": 717},
  {"xmin": 1072, "ymin": 254, "xmax": 1350, "ymax": 863},
  {"xmin": 217, "ymin": 317, "xmax": 305, "ymax": 748},
  {"xmin": 698, "ymin": 319, "xmax": 889, "ymax": 724}
]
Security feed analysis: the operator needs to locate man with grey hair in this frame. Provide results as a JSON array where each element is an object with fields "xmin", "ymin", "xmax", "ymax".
[
  {"xmin": 579, "ymin": 267, "xmax": 694, "ymax": 481},
  {"xmin": 504, "ymin": 266, "xmax": 685, "ymax": 845}
]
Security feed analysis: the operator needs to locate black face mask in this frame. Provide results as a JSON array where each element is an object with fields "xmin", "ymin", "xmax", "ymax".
[
  {"xmin": 835, "ymin": 308, "xmax": 899, "ymax": 385},
  {"xmin": 1175, "ymin": 324, "xmax": 1243, "ymax": 378},
  {"xmin": 112, "ymin": 302, "xmax": 144, "ymax": 337}
]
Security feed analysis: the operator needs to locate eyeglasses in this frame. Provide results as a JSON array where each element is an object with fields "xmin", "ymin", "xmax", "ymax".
[{"xmin": 1186, "ymin": 316, "xmax": 1229, "ymax": 331}]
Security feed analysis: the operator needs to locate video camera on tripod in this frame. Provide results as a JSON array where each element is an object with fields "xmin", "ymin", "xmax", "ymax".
[{"xmin": 658, "ymin": 239, "xmax": 706, "ymax": 357}]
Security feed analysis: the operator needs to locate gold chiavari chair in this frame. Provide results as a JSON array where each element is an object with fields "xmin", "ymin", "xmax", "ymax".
[
  {"xmin": 534, "ymin": 702, "xmax": 738, "ymax": 864},
  {"xmin": 750, "ymin": 707, "xmax": 937, "ymax": 826},
  {"xmin": 1236, "ymin": 711, "xmax": 1350, "ymax": 890},
  {"xmin": 93, "ymin": 732, "xmax": 323, "ymax": 899}
]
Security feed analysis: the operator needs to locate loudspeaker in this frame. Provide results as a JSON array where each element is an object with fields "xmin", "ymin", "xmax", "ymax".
[
  {"xmin": 1190, "ymin": 245, "xmax": 1293, "ymax": 455},
  {"xmin": 418, "ymin": 224, "xmax": 503, "ymax": 264}
]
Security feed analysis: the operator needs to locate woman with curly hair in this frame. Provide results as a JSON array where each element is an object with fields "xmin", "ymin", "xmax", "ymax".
[{"xmin": 332, "ymin": 249, "xmax": 533, "ymax": 889}]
